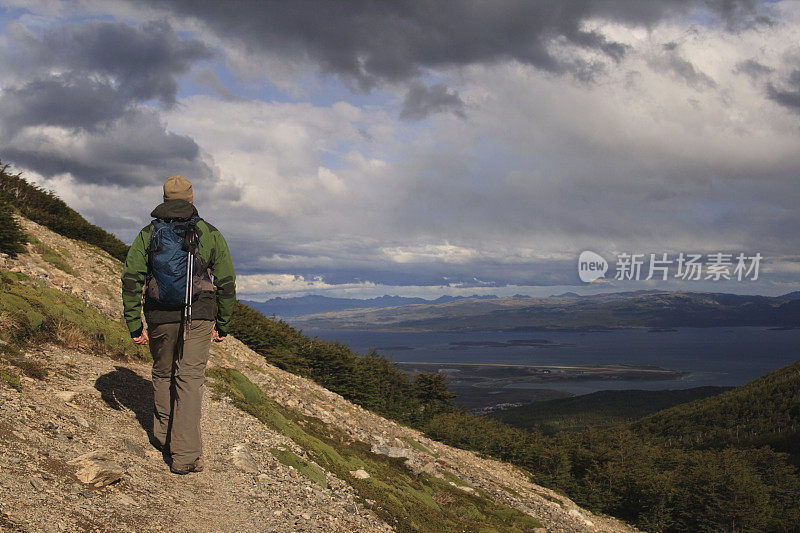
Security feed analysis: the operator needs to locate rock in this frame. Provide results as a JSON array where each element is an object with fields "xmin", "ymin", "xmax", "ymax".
[
  {"xmin": 231, "ymin": 443, "xmax": 258, "ymax": 472},
  {"xmin": 350, "ymin": 469, "xmax": 370, "ymax": 480},
  {"xmin": 30, "ymin": 477, "xmax": 46, "ymax": 492},
  {"xmin": 370, "ymin": 444, "xmax": 412, "ymax": 459},
  {"xmin": 122, "ymin": 438, "xmax": 145, "ymax": 458},
  {"xmin": 273, "ymin": 510, "xmax": 283, "ymax": 517},
  {"xmin": 74, "ymin": 416, "xmax": 89, "ymax": 428},
  {"xmin": 420, "ymin": 461, "xmax": 438, "ymax": 476},
  {"xmin": 68, "ymin": 450, "xmax": 124, "ymax": 487},
  {"xmin": 301, "ymin": 512, "xmax": 312, "ymax": 520}
]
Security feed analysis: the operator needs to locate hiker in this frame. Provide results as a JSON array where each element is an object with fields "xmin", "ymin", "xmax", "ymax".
[{"xmin": 121, "ymin": 175, "xmax": 236, "ymax": 474}]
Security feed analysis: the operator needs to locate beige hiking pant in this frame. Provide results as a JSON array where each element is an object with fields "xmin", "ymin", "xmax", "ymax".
[{"xmin": 149, "ymin": 319, "xmax": 213, "ymax": 466}]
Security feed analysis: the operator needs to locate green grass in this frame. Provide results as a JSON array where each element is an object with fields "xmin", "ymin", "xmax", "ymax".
[
  {"xmin": 401, "ymin": 436, "xmax": 438, "ymax": 457},
  {"xmin": 0, "ymin": 268, "xmax": 149, "ymax": 360},
  {"xmin": 6, "ymin": 355, "xmax": 48, "ymax": 379},
  {"xmin": 270, "ymin": 446, "xmax": 329, "ymax": 488},
  {"xmin": 247, "ymin": 363, "xmax": 266, "ymax": 374},
  {"xmin": 27, "ymin": 236, "xmax": 74, "ymax": 275},
  {"xmin": 441, "ymin": 470, "xmax": 473, "ymax": 489},
  {"xmin": 207, "ymin": 367, "xmax": 544, "ymax": 533},
  {"xmin": 0, "ymin": 369, "xmax": 22, "ymax": 391}
]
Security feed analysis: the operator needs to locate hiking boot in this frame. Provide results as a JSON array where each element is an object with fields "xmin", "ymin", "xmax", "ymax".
[{"xmin": 170, "ymin": 457, "xmax": 204, "ymax": 475}]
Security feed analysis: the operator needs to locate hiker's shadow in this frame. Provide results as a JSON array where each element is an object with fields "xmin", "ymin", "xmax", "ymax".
[{"xmin": 95, "ymin": 366, "xmax": 153, "ymax": 439}]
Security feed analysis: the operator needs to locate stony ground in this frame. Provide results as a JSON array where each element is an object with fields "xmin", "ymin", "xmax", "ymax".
[
  {"xmin": 0, "ymin": 345, "xmax": 392, "ymax": 533},
  {"xmin": 0, "ymin": 217, "xmax": 639, "ymax": 533}
]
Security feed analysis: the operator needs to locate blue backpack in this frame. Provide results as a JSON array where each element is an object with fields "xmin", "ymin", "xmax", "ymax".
[{"xmin": 147, "ymin": 217, "xmax": 201, "ymax": 307}]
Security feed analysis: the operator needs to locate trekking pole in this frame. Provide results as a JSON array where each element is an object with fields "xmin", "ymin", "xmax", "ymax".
[
  {"xmin": 187, "ymin": 246, "xmax": 194, "ymax": 327},
  {"xmin": 184, "ymin": 243, "xmax": 192, "ymax": 341}
]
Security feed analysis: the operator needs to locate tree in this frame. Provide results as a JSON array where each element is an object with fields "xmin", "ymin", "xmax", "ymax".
[
  {"xmin": 412, "ymin": 372, "xmax": 455, "ymax": 420},
  {"xmin": 0, "ymin": 195, "xmax": 27, "ymax": 257}
]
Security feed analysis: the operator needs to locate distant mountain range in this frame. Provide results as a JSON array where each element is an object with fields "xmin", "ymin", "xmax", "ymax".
[
  {"xmin": 283, "ymin": 290, "xmax": 800, "ymax": 332},
  {"xmin": 241, "ymin": 293, "xmax": 499, "ymax": 317}
]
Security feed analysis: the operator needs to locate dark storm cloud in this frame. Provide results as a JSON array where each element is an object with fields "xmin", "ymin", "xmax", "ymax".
[
  {"xmin": 132, "ymin": 0, "xmax": 763, "ymax": 91},
  {"xmin": 2, "ymin": 109, "xmax": 214, "ymax": 186},
  {"xmin": 0, "ymin": 20, "xmax": 214, "ymax": 186},
  {"xmin": 8, "ymin": 20, "xmax": 211, "ymax": 106},
  {"xmin": 0, "ymin": 75, "xmax": 130, "ymax": 132},
  {"xmin": 129, "ymin": 0, "xmax": 751, "ymax": 91},
  {"xmin": 400, "ymin": 83, "xmax": 465, "ymax": 120},
  {"xmin": 767, "ymin": 70, "xmax": 800, "ymax": 112}
]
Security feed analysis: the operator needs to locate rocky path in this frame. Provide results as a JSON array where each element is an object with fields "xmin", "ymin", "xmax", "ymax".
[{"xmin": 0, "ymin": 344, "xmax": 392, "ymax": 533}]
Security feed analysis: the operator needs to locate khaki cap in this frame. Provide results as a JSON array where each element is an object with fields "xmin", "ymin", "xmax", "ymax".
[{"xmin": 163, "ymin": 175, "xmax": 193, "ymax": 203}]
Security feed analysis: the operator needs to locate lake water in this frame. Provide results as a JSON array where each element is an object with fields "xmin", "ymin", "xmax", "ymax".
[{"xmin": 300, "ymin": 327, "xmax": 800, "ymax": 395}]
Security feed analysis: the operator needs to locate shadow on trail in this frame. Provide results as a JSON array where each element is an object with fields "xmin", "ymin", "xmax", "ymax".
[{"xmin": 94, "ymin": 366, "xmax": 154, "ymax": 442}]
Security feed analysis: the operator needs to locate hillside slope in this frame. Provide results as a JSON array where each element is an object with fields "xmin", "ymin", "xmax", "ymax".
[
  {"xmin": 631, "ymin": 359, "xmax": 800, "ymax": 456},
  {"xmin": 490, "ymin": 387, "xmax": 731, "ymax": 435},
  {"xmin": 0, "ymin": 215, "xmax": 636, "ymax": 532}
]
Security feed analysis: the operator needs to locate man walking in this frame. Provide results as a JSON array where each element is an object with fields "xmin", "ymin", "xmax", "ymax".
[{"xmin": 121, "ymin": 175, "xmax": 236, "ymax": 474}]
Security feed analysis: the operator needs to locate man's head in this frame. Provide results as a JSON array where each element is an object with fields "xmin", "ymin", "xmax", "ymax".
[{"xmin": 163, "ymin": 175, "xmax": 193, "ymax": 203}]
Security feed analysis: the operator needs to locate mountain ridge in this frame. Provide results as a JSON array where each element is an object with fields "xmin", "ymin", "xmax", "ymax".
[
  {"xmin": 242, "ymin": 294, "xmax": 500, "ymax": 318},
  {"xmin": 287, "ymin": 290, "xmax": 800, "ymax": 332}
]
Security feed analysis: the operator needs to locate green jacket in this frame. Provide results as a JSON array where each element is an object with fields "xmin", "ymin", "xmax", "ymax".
[{"xmin": 121, "ymin": 200, "xmax": 236, "ymax": 337}]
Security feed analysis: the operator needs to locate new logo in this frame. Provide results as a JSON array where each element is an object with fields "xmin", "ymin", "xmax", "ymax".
[{"xmin": 578, "ymin": 251, "xmax": 608, "ymax": 282}]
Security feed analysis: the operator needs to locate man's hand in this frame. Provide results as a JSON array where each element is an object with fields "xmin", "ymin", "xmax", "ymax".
[
  {"xmin": 133, "ymin": 330, "xmax": 149, "ymax": 345},
  {"xmin": 212, "ymin": 328, "xmax": 226, "ymax": 343}
]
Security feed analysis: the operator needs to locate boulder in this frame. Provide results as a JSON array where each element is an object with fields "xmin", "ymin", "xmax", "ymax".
[
  {"xmin": 68, "ymin": 450, "xmax": 123, "ymax": 487},
  {"xmin": 350, "ymin": 469, "xmax": 370, "ymax": 480},
  {"xmin": 232, "ymin": 443, "xmax": 258, "ymax": 472}
]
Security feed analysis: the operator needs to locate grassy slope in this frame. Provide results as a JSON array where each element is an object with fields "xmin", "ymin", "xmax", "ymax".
[
  {"xmin": 490, "ymin": 386, "xmax": 731, "ymax": 435},
  {"xmin": 0, "ymin": 269, "xmax": 148, "ymax": 360},
  {"xmin": 0, "ymin": 162, "xmax": 129, "ymax": 261},
  {"xmin": 207, "ymin": 367, "xmax": 543, "ymax": 533}
]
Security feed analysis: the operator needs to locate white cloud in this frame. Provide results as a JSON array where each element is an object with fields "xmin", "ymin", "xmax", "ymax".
[{"xmin": 162, "ymin": 95, "xmax": 395, "ymax": 216}]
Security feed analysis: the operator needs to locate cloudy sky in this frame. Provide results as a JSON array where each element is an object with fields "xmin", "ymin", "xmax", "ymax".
[{"xmin": 1, "ymin": 0, "xmax": 799, "ymax": 299}]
